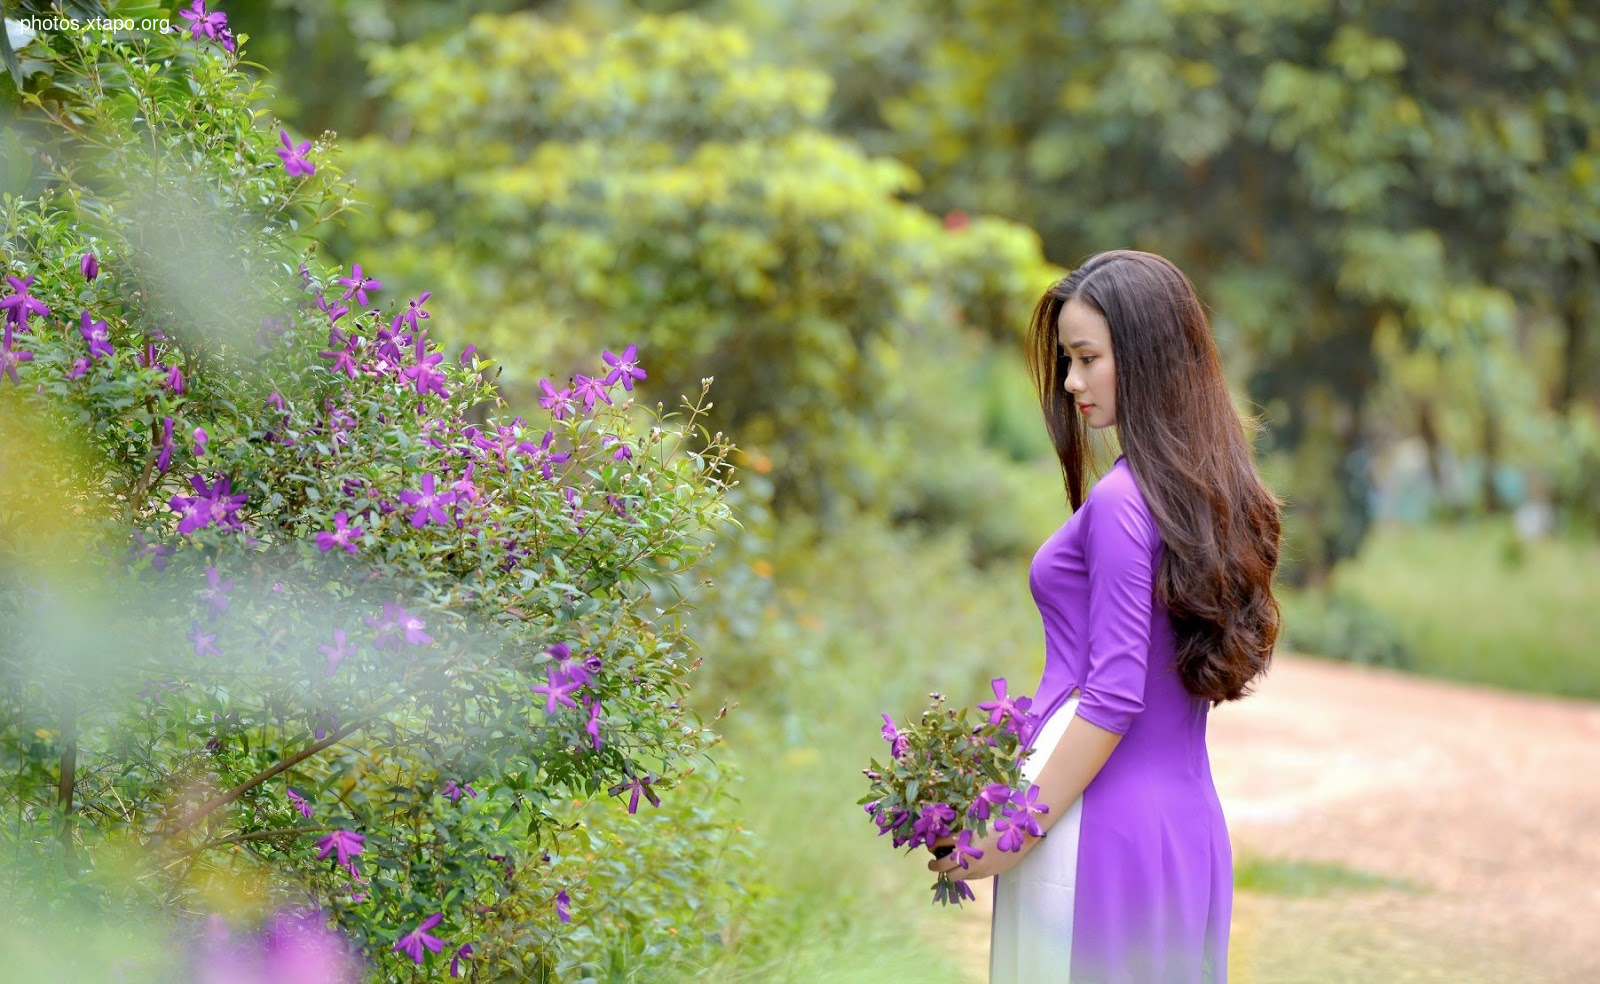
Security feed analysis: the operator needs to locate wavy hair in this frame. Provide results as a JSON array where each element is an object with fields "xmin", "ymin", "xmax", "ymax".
[{"xmin": 1025, "ymin": 249, "xmax": 1284, "ymax": 704}]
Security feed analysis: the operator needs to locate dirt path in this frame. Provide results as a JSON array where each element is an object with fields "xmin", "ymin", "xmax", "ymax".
[{"xmin": 940, "ymin": 653, "xmax": 1600, "ymax": 982}]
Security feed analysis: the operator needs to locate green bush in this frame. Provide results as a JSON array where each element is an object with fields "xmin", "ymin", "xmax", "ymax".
[
  {"xmin": 1279, "ymin": 588, "xmax": 1414, "ymax": 669},
  {"xmin": 1, "ymin": 20, "xmax": 742, "ymax": 982}
]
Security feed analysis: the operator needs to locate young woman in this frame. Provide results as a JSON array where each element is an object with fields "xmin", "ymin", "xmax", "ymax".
[{"xmin": 929, "ymin": 250, "xmax": 1284, "ymax": 983}]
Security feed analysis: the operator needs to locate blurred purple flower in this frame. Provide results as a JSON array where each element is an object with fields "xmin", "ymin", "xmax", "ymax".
[
  {"xmin": 201, "ymin": 566, "xmax": 233, "ymax": 620},
  {"xmin": 320, "ymin": 628, "xmax": 354, "ymax": 676},
  {"xmin": 555, "ymin": 890, "xmax": 572, "ymax": 924},
  {"xmin": 66, "ymin": 356, "xmax": 90, "ymax": 380},
  {"xmin": 0, "ymin": 325, "xmax": 33, "ymax": 384},
  {"xmin": 601, "ymin": 344, "xmax": 647, "ymax": 391},
  {"xmin": 614, "ymin": 774, "xmax": 660, "ymax": 814},
  {"xmin": 193, "ymin": 426, "xmax": 209, "ymax": 457},
  {"xmin": 287, "ymin": 788, "xmax": 313, "ymax": 819},
  {"xmin": 277, "ymin": 130, "xmax": 316, "ymax": 178},
  {"xmin": 392, "ymin": 913, "xmax": 445, "ymax": 965},
  {"xmin": 81, "ymin": 253, "xmax": 99, "ymax": 281},
  {"xmin": 79, "ymin": 311, "xmax": 113, "ymax": 360},
  {"xmin": 449, "ymin": 943, "xmax": 474, "ymax": 978},
  {"xmin": 188, "ymin": 621, "xmax": 221, "ymax": 658},
  {"xmin": 583, "ymin": 698, "xmax": 603, "ymax": 750},
  {"xmin": 458, "ymin": 344, "xmax": 477, "ymax": 365},
  {"xmin": 165, "ymin": 363, "xmax": 185, "ymax": 394},
  {"xmin": 440, "ymin": 780, "xmax": 477, "ymax": 804},
  {"xmin": 157, "ymin": 416, "xmax": 175, "ymax": 473},
  {"xmin": 365, "ymin": 602, "xmax": 430, "ymax": 650}
]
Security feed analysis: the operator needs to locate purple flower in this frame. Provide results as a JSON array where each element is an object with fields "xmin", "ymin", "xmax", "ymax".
[
  {"xmin": 0, "ymin": 325, "xmax": 34, "ymax": 384},
  {"xmin": 910, "ymin": 802, "xmax": 957, "ymax": 851},
  {"xmin": 320, "ymin": 628, "xmax": 354, "ymax": 676},
  {"xmin": 458, "ymin": 344, "xmax": 477, "ymax": 365},
  {"xmin": 168, "ymin": 474, "xmax": 247, "ymax": 535},
  {"xmin": 994, "ymin": 789, "xmax": 1047, "ymax": 853},
  {"xmin": 977, "ymin": 677, "xmax": 1034, "ymax": 732},
  {"xmin": 315, "ymin": 512, "xmax": 362, "ymax": 554},
  {"xmin": 880, "ymin": 714, "xmax": 910, "ymax": 759},
  {"xmin": 178, "ymin": 1, "xmax": 226, "ymax": 41},
  {"xmin": 1, "ymin": 274, "xmax": 49, "ymax": 329},
  {"xmin": 315, "ymin": 830, "xmax": 364, "ymax": 870},
  {"xmin": 531, "ymin": 667, "xmax": 580, "ymax": 713},
  {"xmin": 277, "ymin": 130, "xmax": 316, "ymax": 179},
  {"xmin": 537, "ymin": 379, "xmax": 575, "ymax": 420},
  {"xmin": 165, "ymin": 363, "xmax": 185, "ymax": 394},
  {"xmin": 335, "ymin": 263, "xmax": 381, "ymax": 307},
  {"xmin": 187, "ymin": 621, "xmax": 221, "ymax": 658},
  {"xmin": 200, "ymin": 566, "xmax": 233, "ymax": 620},
  {"xmin": 287, "ymin": 788, "xmax": 313, "ymax": 819},
  {"xmin": 555, "ymin": 890, "xmax": 571, "ymax": 924},
  {"xmin": 601, "ymin": 344, "xmax": 647, "ymax": 391},
  {"xmin": 440, "ymin": 780, "xmax": 477, "ymax": 804},
  {"xmin": 393, "ymin": 913, "xmax": 446, "ymax": 965},
  {"xmin": 157, "ymin": 416, "xmax": 175, "ymax": 473},
  {"xmin": 318, "ymin": 327, "xmax": 359, "ymax": 379},
  {"xmin": 79, "ymin": 311, "xmax": 113, "ymax": 360},
  {"xmin": 968, "ymin": 782, "xmax": 1014, "ymax": 821},
  {"xmin": 404, "ymin": 343, "xmax": 448, "ymax": 399},
  {"xmin": 932, "ymin": 877, "xmax": 977, "ymax": 905},
  {"xmin": 614, "ymin": 774, "xmax": 660, "ymax": 815},
  {"xmin": 1008, "ymin": 784, "xmax": 1049, "ymax": 827},
  {"xmin": 66, "ymin": 356, "xmax": 90, "ymax": 380},
  {"xmin": 81, "ymin": 253, "xmax": 99, "ymax": 281},
  {"xmin": 572, "ymin": 372, "xmax": 612, "ymax": 411},
  {"xmin": 951, "ymin": 829, "xmax": 985, "ymax": 870},
  {"xmin": 391, "ymin": 292, "xmax": 431, "ymax": 335},
  {"xmin": 193, "ymin": 427, "xmax": 209, "ymax": 457},
  {"xmin": 450, "ymin": 943, "xmax": 474, "ymax": 978},
  {"xmin": 398, "ymin": 473, "xmax": 457, "ymax": 528}
]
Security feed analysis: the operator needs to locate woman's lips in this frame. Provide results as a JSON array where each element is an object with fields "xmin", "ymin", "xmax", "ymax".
[{"xmin": 1078, "ymin": 403, "xmax": 1094, "ymax": 414}]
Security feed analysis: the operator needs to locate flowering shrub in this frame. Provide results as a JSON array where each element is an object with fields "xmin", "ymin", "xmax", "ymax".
[
  {"xmin": 2, "ymin": 14, "xmax": 738, "ymax": 980},
  {"xmin": 861, "ymin": 679, "xmax": 1042, "ymax": 905}
]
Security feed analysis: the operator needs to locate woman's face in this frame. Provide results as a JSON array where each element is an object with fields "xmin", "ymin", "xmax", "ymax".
[{"xmin": 1057, "ymin": 297, "xmax": 1117, "ymax": 429}]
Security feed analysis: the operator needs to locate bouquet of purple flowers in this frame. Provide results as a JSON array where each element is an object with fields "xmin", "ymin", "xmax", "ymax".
[{"xmin": 861, "ymin": 678, "xmax": 1048, "ymax": 905}]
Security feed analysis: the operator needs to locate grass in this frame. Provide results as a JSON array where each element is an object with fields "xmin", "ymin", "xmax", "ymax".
[
  {"xmin": 1234, "ymin": 853, "xmax": 1417, "ymax": 897},
  {"xmin": 1302, "ymin": 517, "xmax": 1600, "ymax": 700}
]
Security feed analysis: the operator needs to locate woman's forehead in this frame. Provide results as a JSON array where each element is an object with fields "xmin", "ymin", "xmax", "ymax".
[{"xmin": 1056, "ymin": 298, "xmax": 1110, "ymax": 346}]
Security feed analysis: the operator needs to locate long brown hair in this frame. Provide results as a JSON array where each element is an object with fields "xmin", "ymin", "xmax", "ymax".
[{"xmin": 1025, "ymin": 249, "xmax": 1283, "ymax": 703}]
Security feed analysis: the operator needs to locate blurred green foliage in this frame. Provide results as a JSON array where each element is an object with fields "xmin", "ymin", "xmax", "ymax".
[{"xmin": 328, "ymin": 12, "xmax": 1057, "ymax": 522}]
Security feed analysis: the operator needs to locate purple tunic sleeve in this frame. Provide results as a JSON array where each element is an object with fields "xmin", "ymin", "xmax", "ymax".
[{"xmin": 1074, "ymin": 468, "xmax": 1161, "ymax": 735}]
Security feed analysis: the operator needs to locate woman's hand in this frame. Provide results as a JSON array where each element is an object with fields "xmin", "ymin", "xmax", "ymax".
[{"xmin": 925, "ymin": 829, "xmax": 1029, "ymax": 882}]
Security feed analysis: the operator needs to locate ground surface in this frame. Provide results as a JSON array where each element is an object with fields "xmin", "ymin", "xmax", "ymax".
[{"xmin": 939, "ymin": 653, "xmax": 1600, "ymax": 983}]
